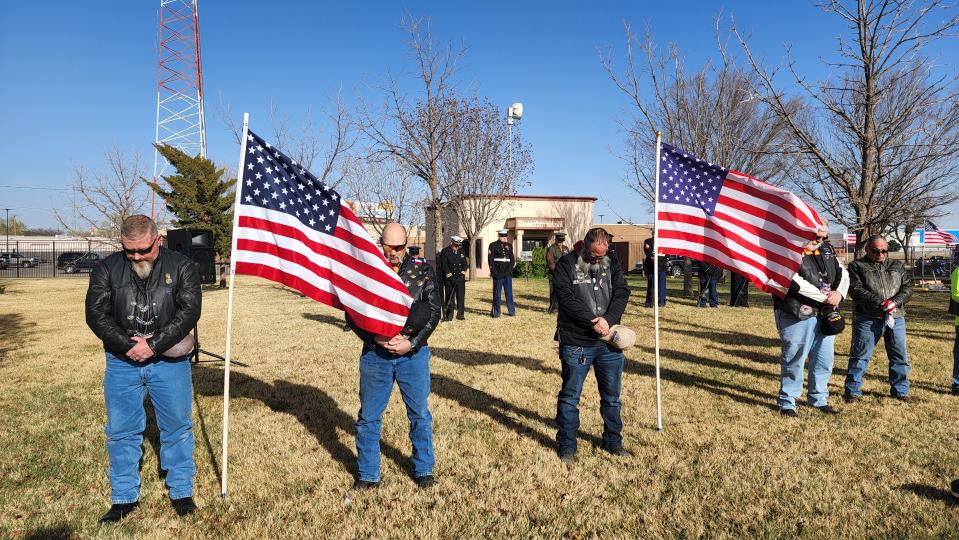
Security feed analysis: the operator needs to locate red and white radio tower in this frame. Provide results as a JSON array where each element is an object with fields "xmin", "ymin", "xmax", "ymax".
[{"xmin": 152, "ymin": 0, "xmax": 207, "ymax": 217}]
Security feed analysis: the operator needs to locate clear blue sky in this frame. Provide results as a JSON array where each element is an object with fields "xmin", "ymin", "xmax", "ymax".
[{"xmin": 1, "ymin": 1, "xmax": 956, "ymax": 230}]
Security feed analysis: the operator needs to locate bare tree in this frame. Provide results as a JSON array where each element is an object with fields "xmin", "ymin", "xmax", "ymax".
[
  {"xmin": 339, "ymin": 154, "xmax": 426, "ymax": 239},
  {"xmin": 735, "ymin": 0, "xmax": 959, "ymax": 256},
  {"xmin": 54, "ymin": 148, "xmax": 152, "ymax": 241},
  {"xmin": 602, "ymin": 17, "xmax": 793, "ymax": 295},
  {"xmin": 216, "ymin": 93, "xmax": 355, "ymax": 188},
  {"xmin": 359, "ymin": 15, "xmax": 466, "ymax": 260},
  {"xmin": 441, "ymin": 98, "xmax": 533, "ymax": 279},
  {"xmin": 602, "ymin": 18, "xmax": 794, "ymax": 209}
]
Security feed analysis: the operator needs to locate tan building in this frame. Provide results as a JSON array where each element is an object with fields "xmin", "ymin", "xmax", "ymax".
[
  {"xmin": 425, "ymin": 195, "xmax": 596, "ymax": 278},
  {"xmin": 598, "ymin": 223, "xmax": 653, "ymax": 274}
]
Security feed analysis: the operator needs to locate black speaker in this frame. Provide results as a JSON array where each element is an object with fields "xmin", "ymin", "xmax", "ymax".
[{"xmin": 166, "ymin": 228, "xmax": 216, "ymax": 284}]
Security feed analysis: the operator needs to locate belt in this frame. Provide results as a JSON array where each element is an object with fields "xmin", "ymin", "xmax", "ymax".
[{"xmin": 493, "ymin": 258, "xmax": 511, "ymax": 262}]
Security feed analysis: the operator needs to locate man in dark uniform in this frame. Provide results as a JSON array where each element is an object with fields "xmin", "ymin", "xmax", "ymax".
[
  {"xmin": 546, "ymin": 232, "xmax": 570, "ymax": 314},
  {"xmin": 697, "ymin": 261, "xmax": 722, "ymax": 308},
  {"xmin": 488, "ymin": 229, "xmax": 516, "ymax": 317},
  {"xmin": 407, "ymin": 246, "xmax": 425, "ymax": 264},
  {"xmin": 729, "ymin": 272, "xmax": 750, "ymax": 307},
  {"xmin": 642, "ymin": 237, "xmax": 667, "ymax": 308},
  {"xmin": 438, "ymin": 235, "xmax": 468, "ymax": 321}
]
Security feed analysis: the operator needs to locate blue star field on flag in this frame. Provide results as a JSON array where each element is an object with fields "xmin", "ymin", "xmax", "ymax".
[
  {"xmin": 658, "ymin": 143, "xmax": 727, "ymax": 215},
  {"xmin": 239, "ymin": 130, "xmax": 341, "ymax": 234}
]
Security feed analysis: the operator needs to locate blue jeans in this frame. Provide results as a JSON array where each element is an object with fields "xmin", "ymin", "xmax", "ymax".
[
  {"xmin": 103, "ymin": 352, "xmax": 195, "ymax": 504},
  {"xmin": 844, "ymin": 316, "xmax": 910, "ymax": 398},
  {"xmin": 356, "ymin": 346, "xmax": 434, "ymax": 482},
  {"xmin": 645, "ymin": 271, "xmax": 667, "ymax": 307},
  {"xmin": 697, "ymin": 275, "xmax": 718, "ymax": 307},
  {"xmin": 555, "ymin": 343, "xmax": 624, "ymax": 454},
  {"xmin": 952, "ymin": 325, "xmax": 959, "ymax": 391},
  {"xmin": 774, "ymin": 309, "xmax": 835, "ymax": 409},
  {"xmin": 491, "ymin": 276, "xmax": 515, "ymax": 316}
]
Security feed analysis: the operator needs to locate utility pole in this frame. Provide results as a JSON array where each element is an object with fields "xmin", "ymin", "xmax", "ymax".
[
  {"xmin": 3, "ymin": 208, "xmax": 9, "ymax": 253},
  {"xmin": 597, "ymin": 214, "xmax": 605, "ymax": 224}
]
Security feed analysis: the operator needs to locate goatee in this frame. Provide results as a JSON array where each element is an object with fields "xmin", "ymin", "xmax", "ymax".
[{"xmin": 132, "ymin": 260, "xmax": 153, "ymax": 280}]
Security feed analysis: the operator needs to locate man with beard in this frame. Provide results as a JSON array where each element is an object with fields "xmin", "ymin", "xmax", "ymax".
[
  {"xmin": 85, "ymin": 215, "xmax": 201, "ymax": 523},
  {"xmin": 438, "ymin": 235, "xmax": 468, "ymax": 321},
  {"xmin": 349, "ymin": 223, "xmax": 441, "ymax": 489},
  {"xmin": 551, "ymin": 228, "xmax": 631, "ymax": 463}
]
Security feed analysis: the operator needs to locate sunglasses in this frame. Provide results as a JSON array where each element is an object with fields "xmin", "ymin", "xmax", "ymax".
[
  {"xmin": 382, "ymin": 243, "xmax": 407, "ymax": 253},
  {"xmin": 869, "ymin": 249, "xmax": 889, "ymax": 254},
  {"xmin": 814, "ymin": 235, "xmax": 828, "ymax": 241},
  {"xmin": 122, "ymin": 236, "xmax": 158, "ymax": 256}
]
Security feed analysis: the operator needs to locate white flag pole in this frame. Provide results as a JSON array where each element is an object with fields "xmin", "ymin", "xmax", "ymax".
[
  {"xmin": 653, "ymin": 131, "xmax": 663, "ymax": 431},
  {"xmin": 221, "ymin": 112, "xmax": 249, "ymax": 500}
]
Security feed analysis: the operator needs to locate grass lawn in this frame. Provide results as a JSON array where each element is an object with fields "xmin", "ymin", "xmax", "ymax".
[{"xmin": 1, "ymin": 275, "xmax": 957, "ymax": 538}]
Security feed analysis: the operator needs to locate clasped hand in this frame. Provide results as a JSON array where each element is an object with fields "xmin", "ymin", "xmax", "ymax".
[
  {"xmin": 375, "ymin": 334, "xmax": 412, "ymax": 355},
  {"xmin": 591, "ymin": 317, "xmax": 610, "ymax": 336},
  {"xmin": 126, "ymin": 336, "xmax": 155, "ymax": 363}
]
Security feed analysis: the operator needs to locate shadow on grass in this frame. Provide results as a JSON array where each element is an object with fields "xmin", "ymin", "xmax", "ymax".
[
  {"xmin": 899, "ymin": 483, "xmax": 957, "ymax": 506},
  {"xmin": 192, "ymin": 366, "xmax": 411, "ymax": 479},
  {"xmin": 430, "ymin": 373, "xmax": 604, "ymax": 451},
  {"xmin": 431, "ymin": 347, "xmax": 557, "ymax": 375},
  {"xmin": 0, "ymin": 312, "xmax": 38, "ymax": 364},
  {"xmin": 23, "ymin": 524, "xmax": 73, "ymax": 540},
  {"xmin": 303, "ymin": 311, "xmax": 347, "ymax": 328}
]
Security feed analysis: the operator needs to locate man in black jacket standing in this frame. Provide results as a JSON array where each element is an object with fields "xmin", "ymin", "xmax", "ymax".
[
  {"xmin": 438, "ymin": 235, "xmax": 468, "ymax": 321},
  {"xmin": 85, "ymin": 215, "xmax": 201, "ymax": 523},
  {"xmin": 843, "ymin": 235, "xmax": 914, "ymax": 403},
  {"xmin": 350, "ymin": 223, "xmax": 441, "ymax": 489},
  {"xmin": 552, "ymin": 228, "xmax": 631, "ymax": 463}
]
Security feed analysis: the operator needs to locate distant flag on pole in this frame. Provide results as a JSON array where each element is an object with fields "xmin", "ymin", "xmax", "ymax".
[
  {"xmin": 922, "ymin": 221, "xmax": 959, "ymax": 245},
  {"xmin": 845, "ymin": 233, "xmax": 857, "ymax": 246},
  {"xmin": 232, "ymin": 130, "xmax": 413, "ymax": 336},
  {"xmin": 655, "ymin": 142, "xmax": 820, "ymax": 298}
]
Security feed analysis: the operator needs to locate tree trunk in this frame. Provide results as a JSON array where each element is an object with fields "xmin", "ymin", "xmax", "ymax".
[{"xmin": 468, "ymin": 236, "xmax": 478, "ymax": 281}]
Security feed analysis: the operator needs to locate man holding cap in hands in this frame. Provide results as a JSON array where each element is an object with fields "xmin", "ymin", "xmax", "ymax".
[{"xmin": 551, "ymin": 227, "xmax": 632, "ymax": 463}]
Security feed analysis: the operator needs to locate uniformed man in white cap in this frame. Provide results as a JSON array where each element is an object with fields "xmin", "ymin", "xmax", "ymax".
[
  {"xmin": 438, "ymin": 235, "xmax": 468, "ymax": 321},
  {"xmin": 487, "ymin": 229, "xmax": 516, "ymax": 317}
]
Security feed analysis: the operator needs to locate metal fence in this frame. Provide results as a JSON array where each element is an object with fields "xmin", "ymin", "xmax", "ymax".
[{"xmin": 0, "ymin": 240, "xmax": 119, "ymax": 279}]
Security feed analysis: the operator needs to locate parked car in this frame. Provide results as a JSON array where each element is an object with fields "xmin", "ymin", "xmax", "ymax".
[
  {"xmin": 914, "ymin": 256, "xmax": 948, "ymax": 277},
  {"xmin": 665, "ymin": 255, "xmax": 704, "ymax": 277},
  {"xmin": 0, "ymin": 257, "xmax": 7, "ymax": 270},
  {"xmin": 56, "ymin": 251, "xmax": 103, "ymax": 273},
  {"xmin": 0, "ymin": 252, "xmax": 39, "ymax": 268}
]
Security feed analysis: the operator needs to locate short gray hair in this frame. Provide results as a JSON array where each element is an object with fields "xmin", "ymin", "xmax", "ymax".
[
  {"xmin": 121, "ymin": 215, "xmax": 158, "ymax": 240},
  {"xmin": 865, "ymin": 234, "xmax": 887, "ymax": 245}
]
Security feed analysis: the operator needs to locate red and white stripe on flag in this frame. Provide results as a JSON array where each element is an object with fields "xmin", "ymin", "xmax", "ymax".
[
  {"xmin": 656, "ymin": 143, "xmax": 820, "ymax": 298},
  {"xmin": 231, "ymin": 129, "xmax": 412, "ymax": 337},
  {"xmin": 923, "ymin": 223, "xmax": 959, "ymax": 245}
]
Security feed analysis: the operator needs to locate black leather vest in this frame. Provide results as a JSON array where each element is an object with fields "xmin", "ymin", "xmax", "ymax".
[
  {"xmin": 776, "ymin": 250, "xmax": 838, "ymax": 319},
  {"xmin": 570, "ymin": 256, "xmax": 613, "ymax": 318}
]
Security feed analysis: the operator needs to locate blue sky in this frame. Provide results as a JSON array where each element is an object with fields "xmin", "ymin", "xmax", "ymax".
[{"xmin": 1, "ymin": 1, "xmax": 956, "ymax": 230}]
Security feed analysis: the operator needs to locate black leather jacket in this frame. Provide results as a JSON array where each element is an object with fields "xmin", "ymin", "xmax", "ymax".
[
  {"xmin": 553, "ymin": 251, "xmax": 631, "ymax": 347},
  {"xmin": 847, "ymin": 256, "xmax": 912, "ymax": 319},
  {"xmin": 85, "ymin": 247, "xmax": 202, "ymax": 359},
  {"xmin": 351, "ymin": 254, "xmax": 441, "ymax": 353}
]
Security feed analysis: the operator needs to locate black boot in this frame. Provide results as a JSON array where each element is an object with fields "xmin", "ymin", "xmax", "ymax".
[
  {"xmin": 99, "ymin": 502, "xmax": 139, "ymax": 524},
  {"xmin": 171, "ymin": 496, "xmax": 197, "ymax": 517}
]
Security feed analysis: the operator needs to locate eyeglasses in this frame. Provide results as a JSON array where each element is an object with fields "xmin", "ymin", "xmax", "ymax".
[
  {"xmin": 382, "ymin": 243, "xmax": 407, "ymax": 253},
  {"xmin": 122, "ymin": 236, "xmax": 158, "ymax": 256},
  {"xmin": 869, "ymin": 249, "xmax": 889, "ymax": 254}
]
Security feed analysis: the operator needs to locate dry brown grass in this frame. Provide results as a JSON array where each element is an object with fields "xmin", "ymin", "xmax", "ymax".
[{"xmin": 0, "ymin": 275, "xmax": 957, "ymax": 539}]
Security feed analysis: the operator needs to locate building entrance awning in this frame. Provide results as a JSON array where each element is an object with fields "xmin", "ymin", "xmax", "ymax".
[{"xmin": 505, "ymin": 217, "xmax": 565, "ymax": 231}]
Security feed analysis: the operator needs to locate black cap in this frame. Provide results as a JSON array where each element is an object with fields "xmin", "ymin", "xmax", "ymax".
[{"xmin": 408, "ymin": 246, "xmax": 421, "ymax": 255}]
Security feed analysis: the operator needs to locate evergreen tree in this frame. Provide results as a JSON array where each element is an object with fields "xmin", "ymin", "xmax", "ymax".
[{"xmin": 146, "ymin": 144, "xmax": 236, "ymax": 257}]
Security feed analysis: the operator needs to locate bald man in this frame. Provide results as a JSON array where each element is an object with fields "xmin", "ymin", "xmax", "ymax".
[{"xmin": 347, "ymin": 223, "xmax": 441, "ymax": 489}]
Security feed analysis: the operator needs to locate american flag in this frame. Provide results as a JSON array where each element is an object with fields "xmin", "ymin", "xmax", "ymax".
[
  {"xmin": 923, "ymin": 221, "xmax": 959, "ymax": 245},
  {"xmin": 656, "ymin": 142, "xmax": 820, "ymax": 297},
  {"xmin": 232, "ymin": 129, "xmax": 413, "ymax": 336}
]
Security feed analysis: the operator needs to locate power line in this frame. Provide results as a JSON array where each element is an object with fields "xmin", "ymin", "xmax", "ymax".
[{"xmin": 0, "ymin": 184, "xmax": 72, "ymax": 191}]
